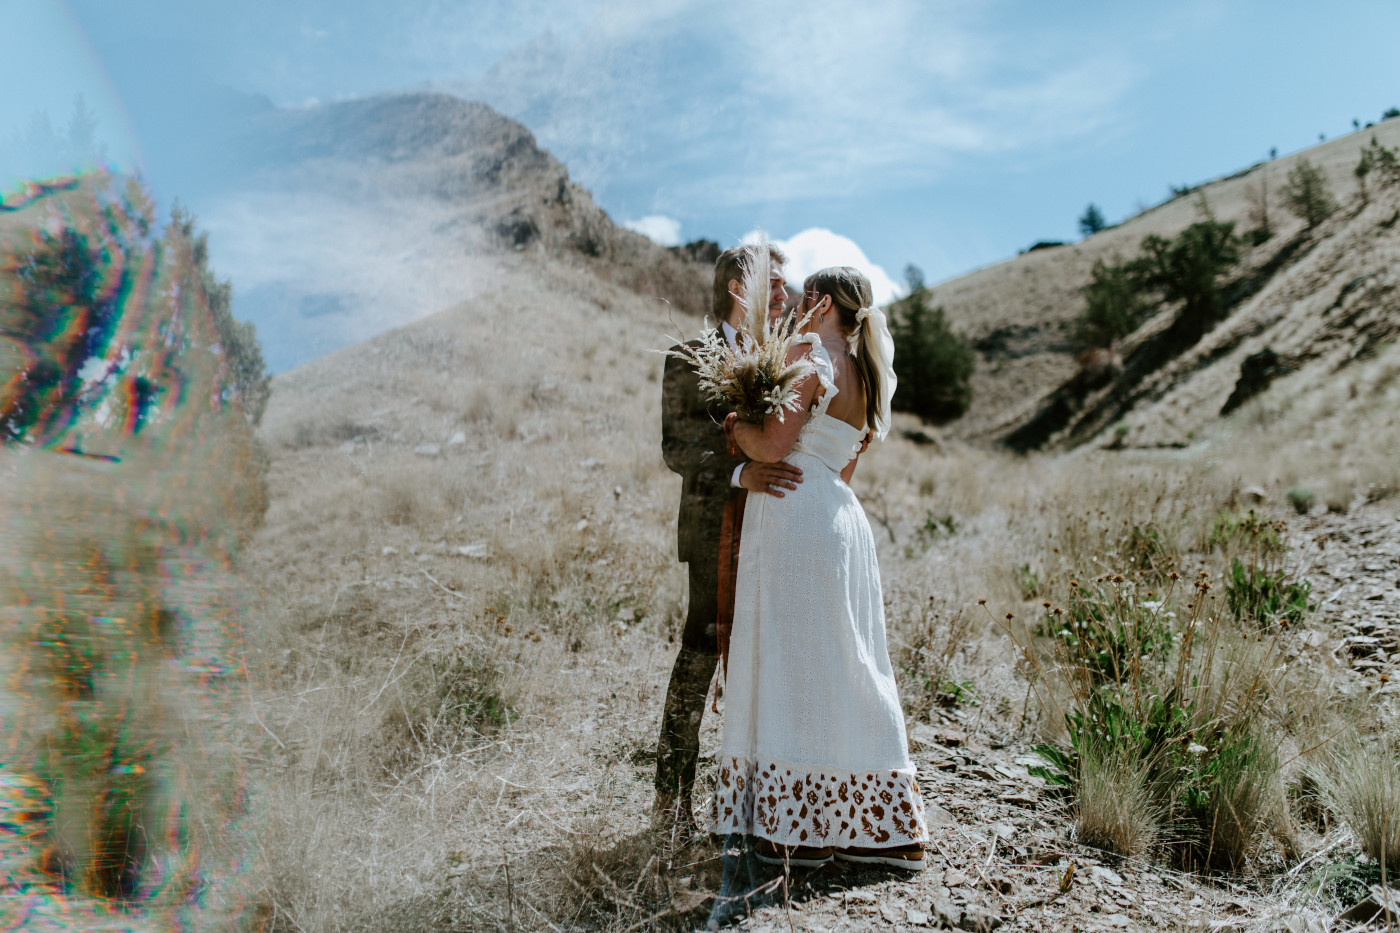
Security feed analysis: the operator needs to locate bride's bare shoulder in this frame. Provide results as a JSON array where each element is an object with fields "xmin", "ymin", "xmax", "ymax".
[{"xmin": 783, "ymin": 338, "xmax": 816, "ymax": 365}]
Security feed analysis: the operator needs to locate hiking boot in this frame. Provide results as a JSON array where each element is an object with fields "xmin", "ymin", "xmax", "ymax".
[
  {"xmin": 834, "ymin": 843, "xmax": 926, "ymax": 871},
  {"xmin": 753, "ymin": 838, "xmax": 834, "ymax": 868}
]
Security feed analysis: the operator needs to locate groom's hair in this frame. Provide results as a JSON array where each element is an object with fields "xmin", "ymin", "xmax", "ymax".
[{"xmin": 712, "ymin": 243, "xmax": 788, "ymax": 319}]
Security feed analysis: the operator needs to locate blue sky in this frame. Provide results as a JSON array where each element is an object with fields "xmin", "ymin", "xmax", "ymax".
[{"xmin": 7, "ymin": 0, "xmax": 1400, "ymax": 300}]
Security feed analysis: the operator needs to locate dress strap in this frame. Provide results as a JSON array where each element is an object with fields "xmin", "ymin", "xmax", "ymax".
[{"xmin": 796, "ymin": 334, "xmax": 838, "ymax": 417}]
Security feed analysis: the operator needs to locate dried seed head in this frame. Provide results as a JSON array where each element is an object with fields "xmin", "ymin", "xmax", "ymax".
[
  {"xmin": 1006, "ymin": 612, "xmax": 1015, "ymax": 620},
  {"xmin": 1113, "ymin": 574, "xmax": 1124, "ymax": 584},
  {"xmin": 978, "ymin": 598, "xmax": 987, "ymax": 605},
  {"xmin": 1042, "ymin": 601, "xmax": 1052, "ymax": 608},
  {"xmin": 1070, "ymin": 580, "xmax": 1079, "ymax": 588}
]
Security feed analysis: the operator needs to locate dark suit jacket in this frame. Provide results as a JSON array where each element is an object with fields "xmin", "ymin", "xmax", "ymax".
[{"xmin": 662, "ymin": 328, "xmax": 745, "ymax": 564}]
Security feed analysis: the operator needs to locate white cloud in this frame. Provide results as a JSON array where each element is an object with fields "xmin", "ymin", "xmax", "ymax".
[
  {"xmin": 444, "ymin": 0, "xmax": 1143, "ymax": 208},
  {"xmin": 623, "ymin": 214, "xmax": 682, "ymax": 246},
  {"xmin": 754, "ymin": 228, "xmax": 903, "ymax": 306}
]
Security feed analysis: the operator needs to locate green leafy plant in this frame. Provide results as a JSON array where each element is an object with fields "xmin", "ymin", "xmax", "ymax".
[
  {"xmin": 999, "ymin": 570, "xmax": 1291, "ymax": 870},
  {"xmin": 430, "ymin": 652, "xmax": 516, "ymax": 733},
  {"xmin": 1226, "ymin": 558, "xmax": 1312, "ymax": 629},
  {"xmin": 1016, "ymin": 563, "xmax": 1041, "ymax": 600},
  {"xmin": 906, "ymin": 511, "xmax": 959, "ymax": 556}
]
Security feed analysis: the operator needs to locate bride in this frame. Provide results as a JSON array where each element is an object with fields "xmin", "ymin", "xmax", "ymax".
[{"xmin": 712, "ymin": 266, "xmax": 928, "ymax": 871}]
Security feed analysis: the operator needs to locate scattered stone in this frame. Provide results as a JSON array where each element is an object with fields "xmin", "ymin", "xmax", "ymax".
[
  {"xmin": 456, "ymin": 543, "xmax": 489, "ymax": 559},
  {"xmin": 929, "ymin": 897, "xmax": 961, "ymax": 929},
  {"xmin": 943, "ymin": 869, "xmax": 969, "ymax": 887},
  {"xmin": 958, "ymin": 905, "xmax": 1003, "ymax": 932},
  {"xmin": 446, "ymin": 431, "xmax": 467, "ymax": 446},
  {"xmin": 1335, "ymin": 886, "xmax": 1400, "ymax": 927},
  {"xmin": 1090, "ymin": 866, "xmax": 1124, "ymax": 886},
  {"xmin": 998, "ymin": 792, "xmax": 1039, "ymax": 808},
  {"xmin": 909, "ymin": 722, "xmax": 942, "ymax": 750},
  {"xmin": 580, "ymin": 458, "xmax": 604, "ymax": 469},
  {"xmin": 414, "ymin": 443, "xmax": 442, "ymax": 456},
  {"xmin": 1240, "ymin": 484, "xmax": 1269, "ymax": 504},
  {"xmin": 1298, "ymin": 630, "xmax": 1328, "ymax": 648},
  {"xmin": 926, "ymin": 805, "xmax": 957, "ymax": 826},
  {"xmin": 575, "ymin": 519, "xmax": 589, "ymax": 532},
  {"xmin": 907, "ymin": 908, "xmax": 930, "ymax": 926},
  {"xmin": 381, "ymin": 546, "xmax": 398, "ymax": 556},
  {"xmin": 936, "ymin": 728, "xmax": 968, "ymax": 747},
  {"xmin": 338, "ymin": 440, "xmax": 356, "ymax": 454}
]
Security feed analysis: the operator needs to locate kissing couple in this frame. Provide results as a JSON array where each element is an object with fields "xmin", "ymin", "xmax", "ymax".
[{"xmin": 656, "ymin": 241, "xmax": 928, "ymax": 875}]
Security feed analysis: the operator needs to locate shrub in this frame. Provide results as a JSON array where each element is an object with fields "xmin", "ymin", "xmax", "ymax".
[
  {"xmin": 1356, "ymin": 149, "xmax": 1373, "ymax": 203},
  {"xmin": 1079, "ymin": 203, "xmax": 1107, "ymax": 237},
  {"xmin": 1121, "ymin": 521, "xmax": 1177, "ymax": 581},
  {"xmin": 1008, "ymin": 571, "xmax": 1292, "ymax": 870},
  {"xmin": 1075, "ymin": 260, "xmax": 1150, "ymax": 348},
  {"xmin": 170, "ymin": 206, "xmax": 272, "ymax": 425},
  {"xmin": 1311, "ymin": 741, "xmax": 1400, "ymax": 872},
  {"xmin": 1286, "ymin": 486, "xmax": 1316, "ymax": 514},
  {"xmin": 1361, "ymin": 136, "xmax": 1400, "ymax": 190},
  {"xmin": 1070, "ymin": 741, "xmax": 1158, "ymax": 856},
  {"xmin": 888, "ymin": 268, "xmax": 975, "ymax": 424},
  {"xmin": 1281, "ymin": 158, "xmax": 1338, "ymax": 231},
  {"xmin": 1127, "ymin": 219, "xmax": 1241, "ymax": 338},
  {"xmin": 1384, "ymin": 107, "xmax": 1400, "ymax": 120}
]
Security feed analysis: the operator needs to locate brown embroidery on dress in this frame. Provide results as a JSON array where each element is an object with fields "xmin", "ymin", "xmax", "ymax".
[{"xmin": 711, "ymin": 756, "xmax": 926, "ymax": 848}]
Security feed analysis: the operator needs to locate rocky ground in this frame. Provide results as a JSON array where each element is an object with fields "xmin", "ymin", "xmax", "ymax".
[{"xmin": 718, "ymin": 501, "xmax": 1400, "ymax": 933}]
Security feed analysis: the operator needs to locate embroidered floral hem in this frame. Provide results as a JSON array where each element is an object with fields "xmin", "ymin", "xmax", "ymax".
[{"xmin": 710, "ymin": 755, "xmax": 928, "ymax": 848}]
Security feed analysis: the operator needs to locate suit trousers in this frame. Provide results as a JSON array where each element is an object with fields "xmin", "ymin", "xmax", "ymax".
[{"xmin": 654, "ymin": 556, "xmax": 721, "ymax": 808}]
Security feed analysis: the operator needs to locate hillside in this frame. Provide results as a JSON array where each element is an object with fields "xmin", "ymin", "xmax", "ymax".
[
  {"xmin": 207, "ymin": 92, "xmax": 710, "ymax": 370},
  {"xmin": 240, "ymin": 95, "xmax": 1400, "ymax": 933},
  {"xmin": 931, "ymin": 120, "xmax": 1400, "ymax": 452}
]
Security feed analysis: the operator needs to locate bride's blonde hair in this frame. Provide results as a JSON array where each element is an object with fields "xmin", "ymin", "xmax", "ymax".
[{"xmin": 803, "ymin": 266, "xmax": 883, "ymax": 435}]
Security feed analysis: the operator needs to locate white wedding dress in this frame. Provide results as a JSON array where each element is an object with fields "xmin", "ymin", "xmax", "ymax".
[{"xmin": 711, "ymin": 337, "xmax": 927, "ymax": 849}]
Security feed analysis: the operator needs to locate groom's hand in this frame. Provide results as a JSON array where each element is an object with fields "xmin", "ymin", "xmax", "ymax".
[{"xmin": 739, "ymin": 462, "xmax": 803, "ymax": 497}]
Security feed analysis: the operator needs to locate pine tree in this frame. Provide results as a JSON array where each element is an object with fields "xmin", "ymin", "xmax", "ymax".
[
  {"xmin": 1280, "ymin": 158, "xmax": 1338, "ymax": 231},
  {"xmin": 1079, "ymin": 203, "xmax": 1107, "ymax": 238},
  {"xmin": 888, "ymin": 270, "xmax": 974, "ymax": 424}
]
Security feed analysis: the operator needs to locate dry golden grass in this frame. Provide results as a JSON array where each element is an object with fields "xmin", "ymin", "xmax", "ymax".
[
  {"xmin": 1073, "ymin": 742, "xmax": 1159, "ymax": 858},
  {"xmin": 241, "ymin": 170, "xmax": 1400, "ymax": 925},
  {"xmin": 1311, "ymin": 739, "xmax": 1400, "ymax": 872}
]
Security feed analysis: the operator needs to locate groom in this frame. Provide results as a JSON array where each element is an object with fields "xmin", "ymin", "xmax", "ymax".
[{"xmin": 654, "ymin": 242, "xmax": 803, "ymax": 832}]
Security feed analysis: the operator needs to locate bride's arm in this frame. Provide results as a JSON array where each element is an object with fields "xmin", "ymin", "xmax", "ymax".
[
  {"xmin": 730, "ymin": 345, "xmax": 819, "ymax": 463},
  {"xmin": 839, "ymin": 432, "xmax": 871, "ymax": 484}
]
